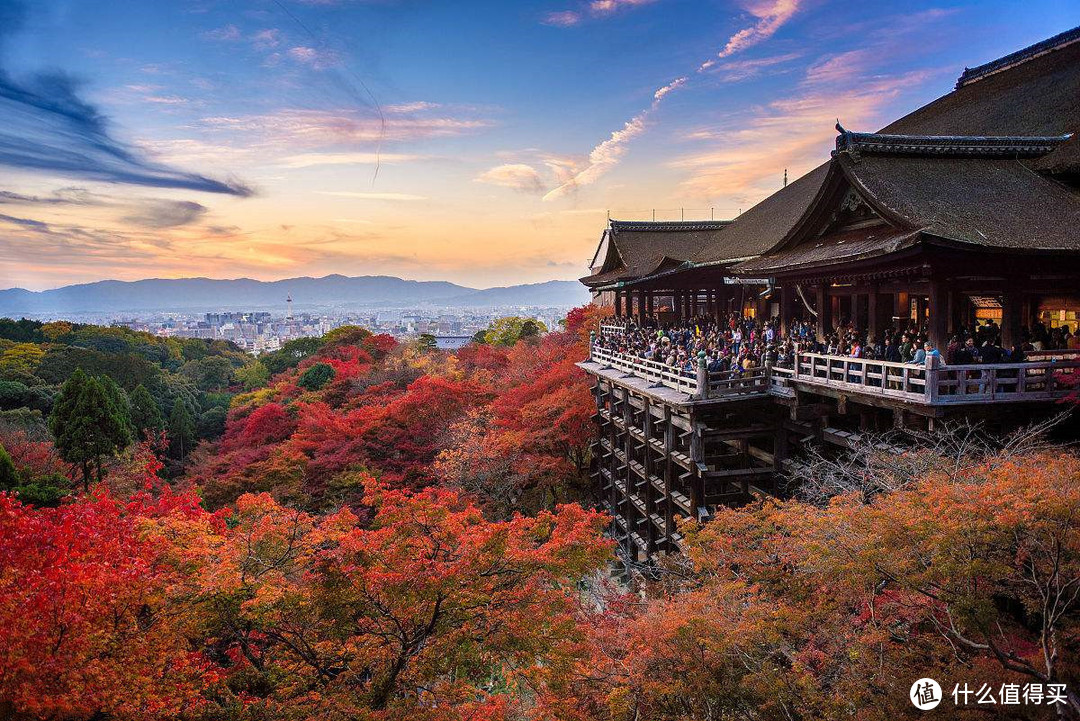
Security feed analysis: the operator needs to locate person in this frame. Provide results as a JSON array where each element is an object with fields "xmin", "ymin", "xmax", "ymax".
[
  {"xmin": 923, "ymin": 342, "xmax": 941, "ymax": 365},
  {"xmin": 912, "ymin": 343, "xmax": 927, "ymax": 366},
  {"xmin": 955, "ymin": 337, "xmax": 978, "ymax": 365},
  {"xmin": 899, "ymin": 333, "xmax": 914, "ymax": 362},
  {"xmin": 945, "ymin": 335, "xmax": 961, "ymax": 365},
  {"xmin": 980, "ymin": 339, "xmax": 1003, "ymax": 364},
  {"xmin": 884, "ymin": 336, "xmax": 902, "ymax": 363},
  {"xmin": 1069, "ymin": 327, "xmax": 1080, "ymax": 350}
]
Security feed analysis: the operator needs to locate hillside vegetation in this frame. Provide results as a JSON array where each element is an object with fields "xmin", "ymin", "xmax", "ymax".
[{"xmin": 0, "ymin": 307, "xmax": 1078, "ymax": 720}]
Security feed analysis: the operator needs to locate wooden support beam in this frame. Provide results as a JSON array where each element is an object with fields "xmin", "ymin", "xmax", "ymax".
[
  {"xmin": 1001, "ymin": 289, "xmax": 1022, "ymax": 349},
  {"xmin": 928, "ymin": 279, "xmax": 947, "ymax": 350},
  {"xmin": 663, "ymin": 405, "xmax": 674, "ymax": 547},
  {"xmin": 817, "ymin": 282, "xmax": 831, "ymax": 339}
]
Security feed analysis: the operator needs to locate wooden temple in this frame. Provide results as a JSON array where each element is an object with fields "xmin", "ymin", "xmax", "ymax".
[{"xmin": 577, "ymin": 27, "xmax": 1080, "ymax": 561}]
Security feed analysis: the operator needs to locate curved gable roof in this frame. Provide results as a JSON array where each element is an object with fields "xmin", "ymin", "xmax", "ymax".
[
  {"xmin": 841, "ymin": 153, "xmax": 1080, "ymax": 252},
  {"xmin": 580, "ymin": 220, "xmax": 731, "ymax": 287},
  {"xmin": 692, "ymin": 26, "xmax": 1080, "ymax": 266}
]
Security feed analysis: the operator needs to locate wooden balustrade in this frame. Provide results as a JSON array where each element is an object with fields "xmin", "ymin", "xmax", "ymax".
[
  {"xmin": 590, "ymin": 346, "xmax": 768, "ymax": 399},
  {"xmin": 789, "ymin": 352, "xmax": 1080, "ymax": 405},
  {"xmin": 591, "ymin": 342, "xmax": 1080, "ymax": 406}
]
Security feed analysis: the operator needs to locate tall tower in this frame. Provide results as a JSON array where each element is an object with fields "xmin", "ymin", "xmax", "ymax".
[{"xmin": 286, "ymin": 293, "xmax": 293, "ymax": 321}]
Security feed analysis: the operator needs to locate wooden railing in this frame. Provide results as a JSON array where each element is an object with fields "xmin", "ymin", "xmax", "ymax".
[
  {"xmin": 593, "ymin": 324, "xmax": 1080, "ymax": 406},
  {"xmin": 591, "ymin": 346, "xmax": 700, "ymax": 396},
  {"xmin": 788, "ymin": 352, "xmax": 1080, "ymax": 405},
  {"xmin": 767, "ymin": 364, "xmax": 796, "ymax": 397},
  {"xmin": 931, "ymin": 361, "xmax": 1080, "ymax": 404},
  {"xmin": 589, "ymin": 346, "xmax": 768, "ymax": 399},
  {"xmin": 792, "ymin": 353, "xmax": 929, "ymax": 402}
]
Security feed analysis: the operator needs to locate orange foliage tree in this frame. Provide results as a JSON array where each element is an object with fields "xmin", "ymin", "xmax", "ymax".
[
  {"xmin": 184, "ymin": 482, "xmax": 611, "ymax": 720},
  {"xmin": 575, "ymin": 448, "xmax": 1080, "ymax": 720}
]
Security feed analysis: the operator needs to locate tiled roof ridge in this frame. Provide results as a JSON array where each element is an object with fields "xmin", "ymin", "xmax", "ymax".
[
  {"xmin": 608, "ymin": 219, "xmax": 733, "ymax": 233},
  {"xmin": 955, "ymin": 25, "xmax": 1080, "ymax": 89},
  {"xmin": 832, "ymin": 123, "xmax": 1072, "ymax": 159}
]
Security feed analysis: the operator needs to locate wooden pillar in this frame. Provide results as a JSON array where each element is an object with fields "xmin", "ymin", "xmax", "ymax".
[
  {"xmin": 614, "ymin": 290, "xmax": 623, "ymax": 317},
  {"xmin": 645, "ymin": 292, "xmax": 654, "ymax": 319},
  {"xmin": 867, "ymin": 287, "xmax": 879, "ymax": 341},
  {"xmin": 663, "ymin": 406, "xmax": 674, "ymax": 546},
  {"xmin": 927, "ymin": 279, "xmax": 947, "ymax": 349},
  {"xmin": 1001, "ymin": 290, "xmax": 1022, "ymax": 348},
  {"xmin": 642, "ymin": 398, "xmax": 655, "ymax": 553},
  {"xmin": 817, "ymin": 283, "xmax": 831, "ymax": 340},
  {"xmin": 946, "ymin": 290, "xmax": 958, "ymax": 335},
  {"xmin": 621, "ymin": 387, "xmax": 634, "ymax": 558},
  {"xmin": 779, "ymin": 284, "xmax": 794, "ymax": 336},
  {"xmin": 689, "ymin": 422, "xmax": 704, "ymax": 517}
]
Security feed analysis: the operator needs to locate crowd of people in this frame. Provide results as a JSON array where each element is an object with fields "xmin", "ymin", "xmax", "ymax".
[{"xmin": 593, "ymin": 312, "xmax": 1080, "ymax": 380}]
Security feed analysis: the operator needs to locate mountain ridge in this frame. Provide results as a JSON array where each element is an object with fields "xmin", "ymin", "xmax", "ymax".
[{"xmin": 0, "ymin": 275, "xmax": 590, "ymax": 314}]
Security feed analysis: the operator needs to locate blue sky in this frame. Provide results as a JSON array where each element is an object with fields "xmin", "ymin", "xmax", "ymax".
[{"xmin": 0, "ymin": 0, "xmax": 1077, "ymax": 290}]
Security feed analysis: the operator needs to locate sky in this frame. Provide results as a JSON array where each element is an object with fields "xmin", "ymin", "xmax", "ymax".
[{"xmin": 0, "ymin": 0, "xmax": 1077, "ymax": 291}]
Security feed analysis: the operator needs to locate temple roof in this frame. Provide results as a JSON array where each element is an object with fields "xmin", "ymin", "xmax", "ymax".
[
  {"xmin": 730, "ymin": 147, "xmax": 1080, "ymax": 277},
  {"xmin": 579, "ymin": 219, "xmax": 731, "ymax": 288},
  {"xmin": 688, "ymin": 163, "xmax": 832, "ymax": 266},
  {"xmin": 832, "ymin": 126, "xmax": 1071, "ymax": 159},
  {"xmin": 734, "ymin": 227, "xmax": 921, "ymax": 274},
  {"xmin": 954, "ymin": 25, "xmax": 1080, "ymax": 89},
  {"xmin": 580, "ymin": 25, "xmax": 1080, "ymax": 291},
  {"xmin": 839, "ymin": 153, "xmax": 1080, "ymax": 252}
]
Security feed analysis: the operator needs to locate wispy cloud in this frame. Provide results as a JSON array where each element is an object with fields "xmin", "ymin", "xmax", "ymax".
[
  {"xmin": 543, "ymin": 0, "xmax": 657, "ymax": 26},
  {"xmin": 251, "ymin": 28, "xmax": 282, "ymax": 50},
  {"xmin": 0, "ymin": 1, "xmax": 250, "ymax": 197},
  {"xmin": 542, "ymin": 0, "xmax": 800, "ymax": 201},
  {"xmin": 704, "ymin": 52, "xmax": 802, "ymax": 82},
  {"xmin": 543, "ymin": 76, "xmax": 686, "ymax": 201},
  {"xmin": 385, "ymin": 101, "xmax": 441, "ymax": 114},
  {"xmin": 318, "ymin": 191, "xmax": 428, "ymax": 201},
  {"xmin": 699, "ymin": 0, "xmax": 802, "ymax": 71},
  {"xmin": 0, "ymin": 188, "xmax": 102, "ymax": 206},
  {"xmin": 674, "ymin": 64, "xmax": 938, "ymax": 200},
  {"xmin": 287, "ymin": 45, "xmax": 341, "ymax": 70},
  {"xmin": 200, "ymin": 24, "xmax": 241, "ymax": 42},
  {"xmin": 590, "ymin": 0, "xmax": 657, "ymax": 13},
  {"xmin": 0, "ymin": 212, "xmax": 50, "ymax": 231},
  {"xmin": 199, "ymin": 108, "xmax": 493, "ymax": 144},
  {"xmin": 279, "ymin": 152, "xmax": 425, "ymax": 168},
  {"xmin": 121, "ymin": 200, "xmax": 208, "ymax": 229},
  {"xmin": 0, "ymin": 72, "xmax": 252, "ymax": 195},
  {"xmin": 542, "ymin": 10, "xmax": 583, "ymax": 27},
  {"xmin": 475, "ymin": 164, "xmax": 546, "ymax": 195}
]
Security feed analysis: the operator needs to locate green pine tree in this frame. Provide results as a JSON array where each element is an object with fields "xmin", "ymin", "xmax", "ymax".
[
  {"xmin": 168, "ymin": 398, "xmax": 196, "ymax": 462},
  {"xmin": 129, "ymin": 384, "xmax": 165, "ymax": 440},
  {"xmin": 0, "ymin": 442, "xmax": 18, "ymax": 491},
  {"xmin": 48, "ymin": 369, "xmax": 133, "ymax": 490}
]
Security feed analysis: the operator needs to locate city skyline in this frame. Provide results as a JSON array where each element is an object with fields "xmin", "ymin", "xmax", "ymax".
[{"xmin": 0, "ymin": 0, "xmax": 1077, "ymax": 291}]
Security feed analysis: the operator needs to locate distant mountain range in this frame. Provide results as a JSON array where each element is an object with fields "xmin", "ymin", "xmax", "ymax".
[{"xmin": 0, "ymin": 275, "xmax": 592, "ymax": 316}]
